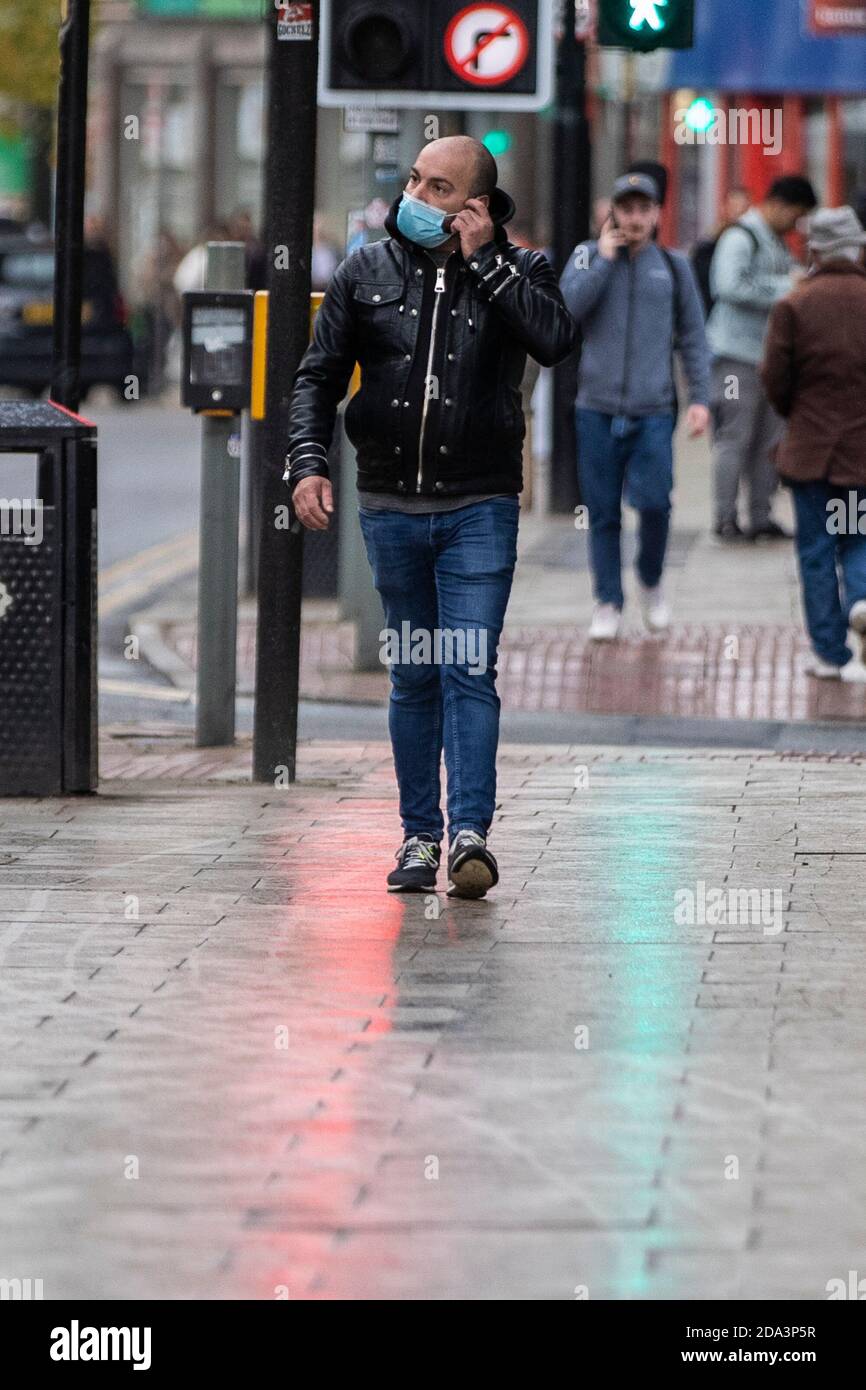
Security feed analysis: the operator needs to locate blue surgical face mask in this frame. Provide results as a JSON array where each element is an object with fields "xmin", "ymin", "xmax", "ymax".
[{"xmin": 396, "ymin": 190, "xmax": 453, "ymax": 248}]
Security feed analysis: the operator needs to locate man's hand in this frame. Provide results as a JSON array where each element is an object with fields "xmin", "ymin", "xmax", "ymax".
[
  {"xmin": 451, "ymin": 198, "xmax": 495, "ymax": 260},
  {"xmin": 293, "ymin": 476, "xmax": 334, "ymax": 530},
  {"xmin": 686, "ymin": 405, "xmax": 710, "ymax": 438},
  {"xmin": 598, "ymin": 215, "xmax": 627, "ymax": 262}
]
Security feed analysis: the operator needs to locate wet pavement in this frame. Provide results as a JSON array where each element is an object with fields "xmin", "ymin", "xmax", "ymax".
[
  {"xmin": 1, "ymin": 736, "xmax": 864, "ymax": 1300},
  {"xmin": 129, "ymin": 430, "xmax": 866, "ymax": 728}
]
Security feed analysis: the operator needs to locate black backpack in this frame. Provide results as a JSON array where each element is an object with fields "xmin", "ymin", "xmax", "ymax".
[{"xmin": 691, "ymin": 221, "xmax": 759, "ymax": 319}]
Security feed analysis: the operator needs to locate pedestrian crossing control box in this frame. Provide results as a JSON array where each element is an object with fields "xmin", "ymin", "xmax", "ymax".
[{"xmin": 181, "ymin": 290, "xmax": 254, "ymax": 413}]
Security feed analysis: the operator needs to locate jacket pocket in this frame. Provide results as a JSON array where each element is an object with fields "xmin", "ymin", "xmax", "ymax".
[{"xmin": 353, "ymin": 282, "xmax": 403, "ymax": 311}]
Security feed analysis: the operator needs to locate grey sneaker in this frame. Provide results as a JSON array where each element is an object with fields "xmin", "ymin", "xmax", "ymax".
[
  {"xmin": 447, "ymin": 830, "xmax": 498, "ymax": 899},
  {"xmin": 387, "ymin": 835, "xmax": 441, "ymax": 893}
]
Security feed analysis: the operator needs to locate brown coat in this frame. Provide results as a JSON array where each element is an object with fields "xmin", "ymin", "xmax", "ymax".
[{"xmin": 760, "ymin": 259, "xmax": 866, "ymax": 486}]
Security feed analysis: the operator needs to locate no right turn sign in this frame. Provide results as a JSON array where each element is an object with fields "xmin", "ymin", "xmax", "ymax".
[{"xmin": 443, "ymin": 4, "xmax": 532, "ymax": 88}]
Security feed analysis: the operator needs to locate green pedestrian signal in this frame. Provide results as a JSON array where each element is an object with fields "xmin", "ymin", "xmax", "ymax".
[
  {"xmin": 482, "ymin": 130, "xmax": 512, "ymax": 157},
  {"xmin": 597, "ymin": 0, "xmax": 695, "ymax": 51},
  {"xmin": 684, "ymin": 96, "xmax": 714, "ymax": 132}
]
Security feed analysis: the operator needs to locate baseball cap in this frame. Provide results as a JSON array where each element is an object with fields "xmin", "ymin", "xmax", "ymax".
[{"xmin": 611, "ymin": 173, "xmax": 660, "ymax": 205}]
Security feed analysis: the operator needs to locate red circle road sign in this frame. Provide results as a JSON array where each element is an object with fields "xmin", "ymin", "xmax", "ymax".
[{"xmin": 444, "ymin": 4, "xmax": 531, "ymax": 88}]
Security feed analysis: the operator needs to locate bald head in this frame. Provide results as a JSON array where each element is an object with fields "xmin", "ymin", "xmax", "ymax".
[
  {"xmin": 409, "ymin": 136, "xmax": 497, "ymax": 204},
  {"xmin": 439, "ymin": 135, "xmax": 498, "ymax": 199}
]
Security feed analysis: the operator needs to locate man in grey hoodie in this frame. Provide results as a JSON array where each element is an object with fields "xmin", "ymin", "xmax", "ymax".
[
  {"xmin": 708, "ymin": 174, "xmax": 817, "ymax": 542},
  {"xmin": 560, "ymin": 173, "xmax": 711, "ymax": 641}
]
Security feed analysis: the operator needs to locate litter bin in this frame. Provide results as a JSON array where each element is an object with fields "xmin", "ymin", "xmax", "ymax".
[{"xmin": 0, "ymin": 400, "xmax": 97, "ymax": 795}]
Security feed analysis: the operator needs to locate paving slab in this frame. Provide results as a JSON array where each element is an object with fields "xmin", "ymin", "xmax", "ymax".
[{"xmin": 0, "ymin": 737, "xmax": 865, "ymax": 1299}]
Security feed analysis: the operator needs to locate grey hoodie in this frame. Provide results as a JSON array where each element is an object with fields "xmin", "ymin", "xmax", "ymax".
[
  {"xmin": 559, "ymin": 239, "xmax": 711, "ymax": 416},
  {"xmin": 707, "ymin": 207, "xmax": 796, "ymax": 366}
]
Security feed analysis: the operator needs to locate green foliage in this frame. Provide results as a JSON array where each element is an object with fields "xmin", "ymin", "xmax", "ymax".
[{"xmin": 0, "ymin": 0, "xmax": 62, "ymax": 109}]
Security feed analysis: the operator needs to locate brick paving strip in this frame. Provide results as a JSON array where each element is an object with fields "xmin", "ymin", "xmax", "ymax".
[
  {"xmin": 135, "ymin": 611, "xmax": 866, "ymax": 724},
  {"xmin": 1, "ymin": 732, "xmax": 864, "ymax": 1298}
]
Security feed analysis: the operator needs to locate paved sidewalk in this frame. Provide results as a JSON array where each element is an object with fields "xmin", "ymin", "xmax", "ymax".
[
  {"xmin": 130, "ymin": 432, "xmax": 866, "ymax": 727},
  {"xmin": 1, "ymin": 734, "xmax": 865, "ymax": 1300}
]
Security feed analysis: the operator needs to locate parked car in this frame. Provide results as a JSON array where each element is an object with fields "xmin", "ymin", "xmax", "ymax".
[{"xmin": 0, "ymin": 235, "xmax": 134, "ymax": 399}]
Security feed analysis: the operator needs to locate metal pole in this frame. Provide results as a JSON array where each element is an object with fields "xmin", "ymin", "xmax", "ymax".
[
  {"xmin": 242, "ymin": 412, "xmax": 261, "ymax": 597},
  {"xmin": 195, "ymin": 240, "xmax": 246, "ymax": 747},
  {"xmin": 51, "ymin": 0, "xmax": 91, "ymax": 412},
  {"xmin": 550, "ymin": 1, "xmax": 591, "ymax": 514},
  {"xmin": 252, "ymin": 5, "xmax": 319, "ymax": 784}
]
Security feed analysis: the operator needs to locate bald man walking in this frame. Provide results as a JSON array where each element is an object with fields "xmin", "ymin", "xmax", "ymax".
[{"xmin": 285, "ymin": 138, "xmax": 576, "ymax": 897}]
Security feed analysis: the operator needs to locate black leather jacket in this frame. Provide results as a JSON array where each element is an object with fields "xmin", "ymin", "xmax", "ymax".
[{"xmin": 285, "ymin": 188, "xmax": 577, "ymax": 499}]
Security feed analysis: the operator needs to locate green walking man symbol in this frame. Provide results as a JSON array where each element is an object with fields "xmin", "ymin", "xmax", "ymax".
[{"xmin": 629, "ymin": 0, "xmax": 668, "ymax": 29}]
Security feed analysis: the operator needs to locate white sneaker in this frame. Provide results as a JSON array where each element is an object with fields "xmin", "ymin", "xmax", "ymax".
[
  {"xmin": 589, "ymin": 603, "xmax": 622, "ymax": 642},
  {"xmin": 637, "ymin": 581, "xmax": 672, "ymax": 634},
  {"xmin": 841, "ymin": 659, "xmax": 866, "ymax": 684},
  {"xmin": 805, "ymin": 656, "xmax": 843, "ymax": 679},
  {"xmin": 849, "ymin": 600, "xmax": 866, "ymax": 664}
]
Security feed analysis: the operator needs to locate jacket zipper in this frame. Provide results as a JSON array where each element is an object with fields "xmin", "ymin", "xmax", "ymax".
[
  {"xmin": 619, "ymin": 254, "xmax": 635, "ymax": 416},
  {"xmin": 416, "ymin": 263, "xmax": 448, "ymax": 492}
]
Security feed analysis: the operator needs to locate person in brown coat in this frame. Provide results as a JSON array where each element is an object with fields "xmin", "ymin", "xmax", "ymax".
[{"xmin": 761, "ymin": 206, "xmax": 866, "ymax": 681}]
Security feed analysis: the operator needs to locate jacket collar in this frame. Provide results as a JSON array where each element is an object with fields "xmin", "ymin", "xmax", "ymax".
[
  {"xmin": 808, "ymin": 257, "xmax": 866, "ymax": 278},
  {"xmin": 384, "ymin": 185, "xmax": 516, "ymax": 258}
]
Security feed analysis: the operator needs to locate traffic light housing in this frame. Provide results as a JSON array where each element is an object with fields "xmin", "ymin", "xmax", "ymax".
[
  {"xmin": 597, "ymin": 0, "xmax": 694, "ymax": 52},
  {"xmin": 318, "ymin": 0, "xmax": 555, "ymax": 111},
  {"xmin": 323, "ymin": 2, "xmax": 426, "ymax": 96}
]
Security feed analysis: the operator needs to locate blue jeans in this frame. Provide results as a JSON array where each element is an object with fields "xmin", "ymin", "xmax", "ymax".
[
  {"xmin": 358, "ymin": 498, "xmax": 519, "ymax": 842},
  {"xmin": 575, "ymin": 408, "xmax": 676, "ymax": 609},
  {"xmin": 789, "ymin": 481, "xmax": 866, "ymax": 667}
]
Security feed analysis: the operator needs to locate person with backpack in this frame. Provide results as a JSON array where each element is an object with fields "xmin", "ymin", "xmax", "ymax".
[
  {"xmin": 559, "ymin": 172, "xmax": 711, "ymax": 642},
  {"xmin": 691, "ymin": 187, "xmax": 751, "ymax": 318},
  {"xmin": 707, "ymin": 175, "xmax": 817, "ymax": 542}
]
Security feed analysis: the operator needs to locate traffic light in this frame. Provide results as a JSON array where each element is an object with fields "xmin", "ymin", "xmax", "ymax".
[
  {"xmin": 482, "ymin": 130, "xmax": 512, "ymax": 157},
  {"xmin": 322, "ymin": 2, "xmax": 425, "ymax": 96},
  {"xmin": 318, "ymin": 0, "xmax": 555, "ymax": 111},
  {"xmin": 684, "ymin": 96, "xmax": 715, "ymax": 133},
  {"xmin": 597, "ymin": 0, "xmax": 694, "ymax": 52}
]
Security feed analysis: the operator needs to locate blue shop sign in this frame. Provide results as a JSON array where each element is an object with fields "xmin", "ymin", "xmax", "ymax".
[{"xmin": 669, "ymin": 0, "xmax": 866, "ymax": 93}]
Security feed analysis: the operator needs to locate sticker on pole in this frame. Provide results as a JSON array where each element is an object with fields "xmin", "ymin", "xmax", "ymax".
[
  {"xmin": 444, "ymin": 4, "xmax": 531, "ymax": 88},
  {"xmin": 277, "ymin": 2, "xmax": 313, "ymax": 41}
]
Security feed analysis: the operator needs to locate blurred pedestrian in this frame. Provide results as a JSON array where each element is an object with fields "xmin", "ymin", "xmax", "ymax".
[
  {"xmin": 691, "ymin": 186, "xmax": 751, "ymax": 317},
  {"xmin": 227, "ymin": 206, "xmax": 266, "ymax": 290},
  {"xmin": 310, "ymin": 213, "xmax": 341, "ymax": 291},
  {"xmin": 559, "ymin": 172, "xmax": 711, "ymax": 642},
  {"xmin": 84, "ymin": 214, "xmax": 119, "ymax": 291},
  {"xmin": 131, "ymin": 225, "xmax": 183, "ymax": 394},
  {"xmin": 708, "ymin": 175, "xmax": 817, "ymax": 542},
  {"xmin": 173, "ymin": 222, "xmax": 231, "ymax": 296},
  {"xmin": 761, "ymin": 206, "xmax": 866, "ymax": 682},
  {"xmin": 286, "ymin": 136, "xmax": 575, "ymax": 897}
]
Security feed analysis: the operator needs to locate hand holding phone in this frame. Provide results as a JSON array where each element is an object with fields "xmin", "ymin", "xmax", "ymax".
[{"xmin": 599, "ymin": 213, "xmax": 627, "ymax": 262}]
